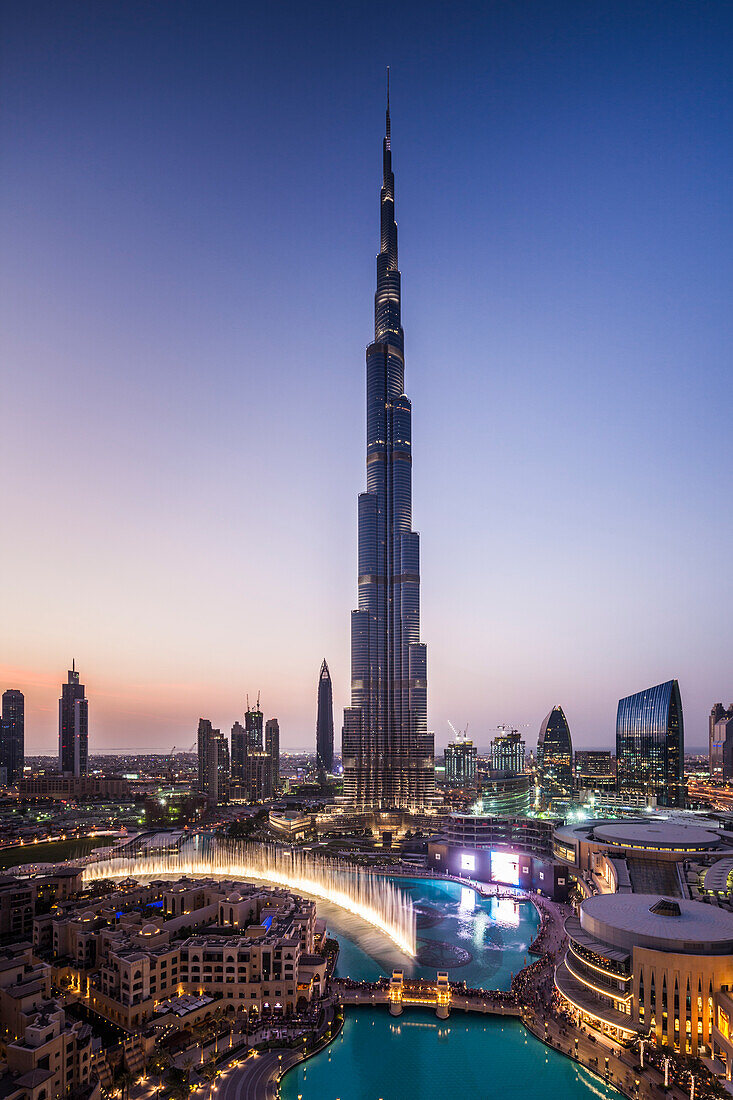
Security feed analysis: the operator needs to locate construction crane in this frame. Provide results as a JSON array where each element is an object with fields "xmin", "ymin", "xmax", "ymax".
[{"xmin": 447, "ymin": 721, "xmax": 469, "ymax": 742}]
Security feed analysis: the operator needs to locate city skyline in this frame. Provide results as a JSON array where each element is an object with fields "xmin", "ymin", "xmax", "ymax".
[{"xmin": 2, "ymin": 3, "xmax": 732, "ymax": 755}]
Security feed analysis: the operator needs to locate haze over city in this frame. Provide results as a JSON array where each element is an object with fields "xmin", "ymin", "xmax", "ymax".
[{"xmin": 2, "ymin": 1, "xmax": 732, "ymax": 755}]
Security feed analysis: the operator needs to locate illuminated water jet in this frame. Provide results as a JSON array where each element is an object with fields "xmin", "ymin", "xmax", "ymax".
[{"xmin": 82, "ymin": 840, "xmax": 416, "ymax": 956}]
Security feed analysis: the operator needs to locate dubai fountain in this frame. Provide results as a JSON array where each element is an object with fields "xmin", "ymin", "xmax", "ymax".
[{"xmin": 82, "ymin": 840, "xmax": 417, "ymax": 957}]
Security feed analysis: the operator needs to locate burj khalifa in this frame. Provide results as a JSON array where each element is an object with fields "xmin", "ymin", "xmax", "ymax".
[{"xmin": 342, "ymin": 87, "xmax": 436, "ymax": 811}]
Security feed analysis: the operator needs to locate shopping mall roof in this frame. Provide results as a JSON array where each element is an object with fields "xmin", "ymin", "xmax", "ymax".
[
  {"xmin": 591, "ymin": 822, "xmax": 721, "ymax": 851},
  {"xmin": 581, "ymin": 892, "xmax": 733, "ymax": 954},
  {"xmin": 702, "ymin": 858, "xmax": 733, "ymax": 895}
]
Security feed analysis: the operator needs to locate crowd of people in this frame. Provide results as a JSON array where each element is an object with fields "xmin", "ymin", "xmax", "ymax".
[{"xmin": 528, "ymin": 909, "xmax": 553, "ymax": 955}]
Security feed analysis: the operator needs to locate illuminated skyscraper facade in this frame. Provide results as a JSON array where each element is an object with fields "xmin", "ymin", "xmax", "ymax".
[
  {"xmin": 342, "ymin": 93, "xmax": 435, "ymax": 811},
  {"xmin": 444, "ymin": 739, "xmax": 477, "ymax": 787},
  {"xmin": 490, "ymin": 726, "xmax": 525, "ymax": 776},
  {"xmin": 245, "ymin": 703, "xmax": 263, "ymax": 750},
  {"xmin": 1, "ymin": 689, "xmax": 24, "ymax": 785},
  {"xmin": 575, "ymin": 749, "xmax": 614, "ymax": 791},
  {"xmin": 537, "ymin": 705, "xmax": 573, "ymax": 805},
  {"xmin": 197, "ymin": 718, "xmax": 229, "ymax": 805},
  {"xmin": 616, "ymin": 680, "xmax": 684, "ymax": 807},
  {"xmin": 709, "ymin": 703, "xmax": 733, "ymax": 780},
  {"xmin": 230, "ymin": 720, "xmax": 246, "ymax": 784},
  {"xmin": 265, "ymin": 718, "xmax": 280, "ymax": 789},
  {"xmin": 58, "ymin": 663, "xmax": 88, "ymax": 777},
  {"xmin": 316, "ymin": 659, "xmax": 334, "ymax": 775},
  {"xmin": 229, "ymin": 700, "xmax": 276, "ymax": 801}
]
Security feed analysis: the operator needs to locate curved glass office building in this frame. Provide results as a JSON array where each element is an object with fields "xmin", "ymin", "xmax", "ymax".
[
  {"xmin": 342, "ymin": 95, "xmax": 435, "ymax": 811},
  {"xmin": 476, "ymin": 772, "xmax": 532, "ymax": 816},
  {"xmin": 537, "ymin": 705, "xmax": 573, "ymax": 806},
  {"xmin": 616, "ymin": 679, "xmax": 684, "ymax": 808}
]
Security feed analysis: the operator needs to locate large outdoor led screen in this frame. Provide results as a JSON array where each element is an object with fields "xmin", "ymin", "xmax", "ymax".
[
  {"xmin": 490, "ymin": 851, "xmax": 519, "ymax": 886},
  {"xmin": 460, "ymin": 853, "xmax": 476, "ymax": 872}
]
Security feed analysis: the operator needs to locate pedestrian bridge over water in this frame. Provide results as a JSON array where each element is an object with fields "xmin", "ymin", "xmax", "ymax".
[{"xmin": 333, "ymin": 972, "xmax": 522, "ymax": 1019}]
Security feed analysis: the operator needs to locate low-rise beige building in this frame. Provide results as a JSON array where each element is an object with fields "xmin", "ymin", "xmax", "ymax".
[
  {"xmin": 45, "ymin": 879, "xmax": 325, "ymax": 1031},
  {"xmin": 556, "ymin": 892, "xmax": 733, "ymax": 1055}
]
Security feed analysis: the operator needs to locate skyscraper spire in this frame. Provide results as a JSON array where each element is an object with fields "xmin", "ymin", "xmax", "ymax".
[{"xmin": 342, "ymin": 93, "xmax": 435, "ymax": 812}]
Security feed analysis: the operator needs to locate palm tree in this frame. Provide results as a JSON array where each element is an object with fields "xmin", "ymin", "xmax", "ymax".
[
  {"xmin": 118, "ymin": 1069, "xmax": 135, "ymax": 1100},
  {"xmin": 147, "ymin": 1051, "xmax": 170, "ymax": 1099},
  {"xmin": 212, "ymin": 1007, "xmax": 225, "ymax": 1055},
  {"xmin": 198, "ymin": 1062, "xmax": 219, "ymax": 1100}
]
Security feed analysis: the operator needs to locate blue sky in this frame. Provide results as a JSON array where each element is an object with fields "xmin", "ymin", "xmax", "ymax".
[{"xmin": 1, "ymin": 1, "xmax": 731, "ymax": 753}]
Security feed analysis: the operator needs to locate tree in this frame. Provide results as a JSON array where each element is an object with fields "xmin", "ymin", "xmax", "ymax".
[
  {"xmin": 212, "ymin": 1007, "xmax": 225, "ymax": 1054},
  {"xmin": 198, "ymin": 1061, "xmax": 219, "ymax": 1100},
  {"xmin": 147, "ymin": 1050, "xmax": 171, "ymax": 1096},
  {"xmin": 167, "ymin": 1064, "xmax": 192, "ymax": 1100},
  {"xmin": 117, "ymin": 1069, "xmax": 135, "ymax": 1100}
]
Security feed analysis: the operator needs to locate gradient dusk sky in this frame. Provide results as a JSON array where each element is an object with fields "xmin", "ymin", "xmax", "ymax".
[{"xmin": 2, "ymin": 1, "xmax": 732, "ymax": 755}]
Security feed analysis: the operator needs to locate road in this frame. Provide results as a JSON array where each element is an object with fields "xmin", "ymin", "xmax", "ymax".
[{"xmin": 216, "ymin": 1051, "xmax": 302, "ymax": 1100}]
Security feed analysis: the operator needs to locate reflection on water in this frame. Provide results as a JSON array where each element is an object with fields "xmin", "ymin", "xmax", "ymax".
[
  {"xmin": 281, "ymin": 1012, "xmax": 622, "ymax": 1100},
  {"xmin": 495, "ymin": 895, "xmax": 521, "ymax": 927},
  {"xmin": 329, "ymin": 876, "xmax": 538, "ymax": 990},
  {"xmin": 459, "ymin": 885, "xmax": 475, "ymax": 913}
]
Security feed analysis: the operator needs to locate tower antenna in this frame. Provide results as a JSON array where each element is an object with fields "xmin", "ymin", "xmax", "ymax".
[{"xmin": 387, "ymin": 66, "xmax": 390, "ymax": 113}]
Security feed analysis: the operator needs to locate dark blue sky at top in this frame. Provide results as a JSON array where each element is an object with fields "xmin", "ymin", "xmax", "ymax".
[{"xmin": 2, "ymin": 1, "xmax": 732, "ymax": 752}]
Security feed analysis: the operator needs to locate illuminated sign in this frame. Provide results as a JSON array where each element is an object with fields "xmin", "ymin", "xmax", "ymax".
[
  {"xmin": 460, "ymin": 853, "xmax": 476, "ymax": 872},
  {"xmin": 490, "ymin": 850, "xmax": 519, "ymax": 886}
]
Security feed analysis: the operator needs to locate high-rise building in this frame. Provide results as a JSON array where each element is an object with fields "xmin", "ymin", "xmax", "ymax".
[
  {"xmin": 444, "ymin": 739, "xmax": 477, "ymax": 787},
  {"xmin": 58, "ymin": 663, "xmax": 88, "ymax": 777},
  {"xmin": 574, "ymin": 749, "xmax": 614, "ymax": 791},
  {"xmin": 537, "ymin": 706, "xmax": 573, "ymax": 805},
  {"xmin": 230, "ymin": 700, "xmax": 275, "ymax": 802},
  {"xmin": 198, "ymin": 718, "xmax": 214, "ymax": 792},
  {"xmin": 710, "ymin": 703, "xmax": 733, "ymax": 780},
  {"xmin": 616, "ymin": 679, "xmax": 684, "ymax": 808},
  {"xmin": 208, "ymin": 729, "xmax": 230, "ymax": 805},
  {"xmin": 1, "ymin": 690, "xmax": 24, "ymax": 785},
  {"xmin": 490, "ymin": 726, "xmax": 525, "ymax": 776},
  {"xmin": 265, "ymin": 718, "xmax": 280, "ymax": 789},
  {"xmin": 316, "ymin": 659, "xmax": 334, "ymax": 776},
  {"xmin": 245, "ymin": 702, "xmax": 263, "ymax": 750},
  {"xmin": 230, "ymin": 720, "xmax": 246, "ymax": 784},
  {"xmin": 342, "ymin": 89, "xmax": 435, "ymax": 812},
  {"xmin": 197, "ymin": 718, "xmax": 229, "ymax": 804}
]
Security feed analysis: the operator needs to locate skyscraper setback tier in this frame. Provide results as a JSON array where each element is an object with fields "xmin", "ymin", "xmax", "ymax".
[
  {"xmin": 58, "ymin": 663, "xmax": 88, "ymax": 778},
  {"xmin": 316, "ymin": 660, "xmax": 334, "ymax": 775},
  {"xmin": 342, "ymin": 97, "xmax": 435, "ymax": 811}
]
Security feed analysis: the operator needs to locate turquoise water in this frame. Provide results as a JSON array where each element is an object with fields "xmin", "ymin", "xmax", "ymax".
[
  {"xmin": 282, "ymin": 1011, "xmax": 621, "ymax": 1100},
  {"xmin": 324, "ymin": 877, "xmax": 538, "ymax": 989}
]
